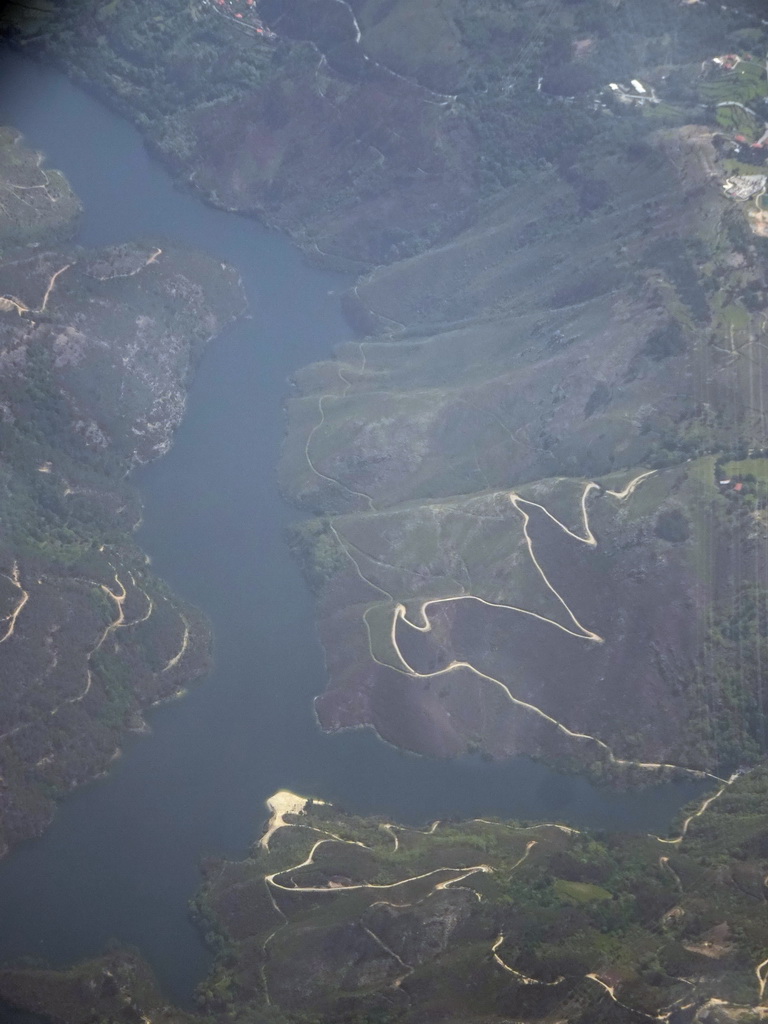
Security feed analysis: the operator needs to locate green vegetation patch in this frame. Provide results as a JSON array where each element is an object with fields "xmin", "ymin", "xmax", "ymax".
[
  {"xmin": 0, "ymin": 128, "xmax": 81, "ymax": 247},
  {"xmin": 723, "ymin": 457, "xmax": 768, "ymax": 482},
  {"xmin": 553, "ymin": 878, "xmax": 612, "ymax": 904},
  {"xmin": 12, "ymin": 768, "xmax": 768, "ymax": 1023}
]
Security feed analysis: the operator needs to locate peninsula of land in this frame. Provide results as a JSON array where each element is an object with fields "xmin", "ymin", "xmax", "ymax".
[
  {"xmin": 0, "ymin": 128, "xmax": 245, "ymax": 855},
  {"xmin": 4, "ymin": 769, "xmax": 768, "ymax": 1024}
]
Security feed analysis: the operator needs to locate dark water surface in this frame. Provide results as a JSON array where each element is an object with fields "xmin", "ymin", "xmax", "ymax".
[{"xmin": 0, "ymin": 53, "xmax": 707, "ymax": 1005}]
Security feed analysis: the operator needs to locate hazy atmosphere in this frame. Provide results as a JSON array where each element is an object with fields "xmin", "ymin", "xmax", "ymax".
[{"xmin": 0, "ymin": 2, "xmax": 768, "ymax": 1022}]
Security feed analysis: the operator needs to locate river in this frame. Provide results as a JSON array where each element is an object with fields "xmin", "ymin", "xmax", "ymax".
[{"xmin": 0, "ymin": 52, "xmax": 707, "ymax": 1007}]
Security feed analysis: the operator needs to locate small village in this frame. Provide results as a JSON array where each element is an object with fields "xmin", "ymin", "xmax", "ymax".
[
  {"xmin": 601, "ymin": 45, "xmax": 768, "ymax": 234},
  {"xmin": 605, "ymin": 78, "xmax": 661, "ymax": 106},
  {"xmin": 200, "ymin": 0, "xmax": 275, "ymax": 40},
  {"xmin": 202, "ymin": 0, "xmax": 767, "ymax": 215},
  {"xmin": 711, "ymin": 51, "xmax": 768, "ymax": 235}
]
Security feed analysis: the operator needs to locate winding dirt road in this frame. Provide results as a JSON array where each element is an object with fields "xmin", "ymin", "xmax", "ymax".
[
  {"xmin": 0, "ymin": 262, "xmax": 74, "ymax": 317},
  {"xmin": 266, "ymin": 836, "xmax": 492, "ymax": 895},
  {"xmin": 0, "ymin": 563, "xmax": 28, "ymax": 644},
  {"xmin": 652, "ymin": 772, "xmax": 740, "ymax": 845},
  {"xmin": 493, "ymin": 930, "xmax": 564, "ymax": 987},
  {"xmin": 161, "ymin": 610, "xmax": 190, "ymax": 673},
  {"xmin": 335, "ymin": 470, "xmax": 723, "ymax": 782}
]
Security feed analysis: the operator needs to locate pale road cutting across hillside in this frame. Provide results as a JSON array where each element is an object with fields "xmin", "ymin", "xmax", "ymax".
[
  {"xmin": 331, "ymin": 470, "xmax": 722, "ymax": 782},
  {"xmin": 0, "ymin": 563, "xmax": 29, "ymax": 644},
  {"xmin": 0, "ymin": 261, "xmax": 72, "ymax": 316},
  {"xmin": 255, "ymin": 791, "xmax": 751, "ymax": 1017}
]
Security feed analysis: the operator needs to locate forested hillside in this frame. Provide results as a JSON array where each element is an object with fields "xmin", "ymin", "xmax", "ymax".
[{"xmin": 0, "ymin": 130, "xmax": 244, "ymax": 854}]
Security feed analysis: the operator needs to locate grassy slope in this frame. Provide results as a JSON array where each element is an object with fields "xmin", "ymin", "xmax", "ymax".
[{"xmin": 283, "ymin": 119, "xmax": 768, "ymax": 775}]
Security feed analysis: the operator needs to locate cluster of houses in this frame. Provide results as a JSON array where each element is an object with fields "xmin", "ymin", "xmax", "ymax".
[
  {"xmin": 723, "ymin": 173, "xmax": 767, "ymax": 200},
  {"xmin": 203, "ymin": 0, "xmax": 276, "ymax": 38},
  {"xmin": 718, "ymin": 476, "xmax": 746, "ymax": 494},
  {"xmin": 606, "ymin": 79, "xmax": 660, "ymax": 106},
  {"xmin": 711, "ymin": 53, "xmax": 742, "ymax": 71},
  {"xmin": 716, "ymin": 471, "xmax": 768, "ymax": 499},
  {"xmin": 707, "ymin": 53, "xmax": 768, "ymax": 223}
]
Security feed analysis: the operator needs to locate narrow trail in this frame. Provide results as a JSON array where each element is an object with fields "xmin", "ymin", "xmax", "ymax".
[
  {"xmin": 341, "ymin": 528, "xmax": 434, "ymax": 583},
  {"xmin": 586, "ymin": 973, "xmax": 672, "ymax": 1022},
  {"xmin": 39, "ymin": 263, "xmax": 71, "ymax": 312},
  {"xmin": 502, "ymin": 470, "xmax": 655, "ymax": 644},
  {"xmin": 492, "ymin": 931, "xmax": 564, "ymax": 987},
  {"xmin": 363, "ymin": 51, "xmax": 458, "ymax": 107},
  {"xmin": 0, "ymin": 295, "xmax": 28, "ymax": 315},
  {"xmin": 652, "ymin": 772, "xmax": 739, "ymax": 845},
  {"xmin": 266, "ymin": 837, "xmax": 492, "ymax": 895},
  {"xmin": 303, "ymin": 364, "xmax": 377, "ymax": 511},
  {"xmin": 335, "ymin": 524, "xmax": 397, "ymax": 604},
  {"xmin": 395, "ymin": 591, "xmax": 600, "ymax": 648},
  {"xmin": 472, "ymin": 818, "xmax": 581, "ymax": 836},
  {"xmin": 351, "ymin": 282, "xmax": 407, "ymax": 331},
  {"xmin": 93, "ymin": 572, "xmax": 128, "ymax": 641},
  {"xmin": 659, "ymin": 855, "xmax": 683, "ymax": 892},
  {"xmin": 0, "ymin": 562, "xmax": 186, "ymax": 747},
  {"xmin": 371, "ymin": 642, "xmax": 715, "ymax": 781},
  {"xmin": 0, "ymin": 261, "xmax": 73, "ymax": 316},
  {"xmin": 603, "ymin": 471, "xmax": 658, "ymax": 502},
  {"xmin": 337, "ymin": 470, "xmax": 722, "ymax": 782},
  {"xmin": 56, "ymin": 571, "xmax": 129, "ymax": 710},
  {"xmin": 316, "ymin": 0, "xmax": 459, "ymax": 106},
  {"xmin": 1, "ymin": 246, "xmax": 159, "ymax": 318},
  {"xmin": 756, "ymin": 957, "xmax": 768, "ymax": 1002},
  {"xmin": 215, "ymin": 0, "xmax": 458, "ymax": 104},
  {"xmin": 125, "ymin": 572, "xmax": 154, "ymax": 627},
  {"xmin": 508, "ymin": 839, "xmax": 538, "ymax": 872},
  {"xmin": 380, "ymin": 819, "xmax": 440, "ymax": 851},
  {"xmin": 331, "ymin": 0, "xmax": 361, "ymax": 43},
  {"xmin": 91, "ymin": 247, "xmax": 163, "ymax": 281},
  {"xmin": 161, "ymin": 611, "xmax": 190, "ymax": 673},
  {"xmin": 507, "ymin": 490, "xmax": 603, "ymax": 643},
  {"xmin": 0, "ymin": 563, "xmax": 29, "ymax": 643},
  {"xmin": 257, "ymin": 798, "xmax": 489, "ymax": 999},
  {"xmin": 647, "ymin": 770, "xmax": 768, "ymax": 1009},
  {"xmin": 756, "ymin": 878, "xmax": 768, "ymax": 1005},
  {"xmin": 362, "ymin": 925, "xmax": 413, "ymax": 987},
  {"xmin": 0, "ymin": 141, "xmax": 64, "ymax": 215},
  {"xmin": 34, "ymin": 568, "xmax": 152, "ymax": 718},
  {"xmin": 258, "ymin": 791, "xmax": 491, "ymax": 912}
]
